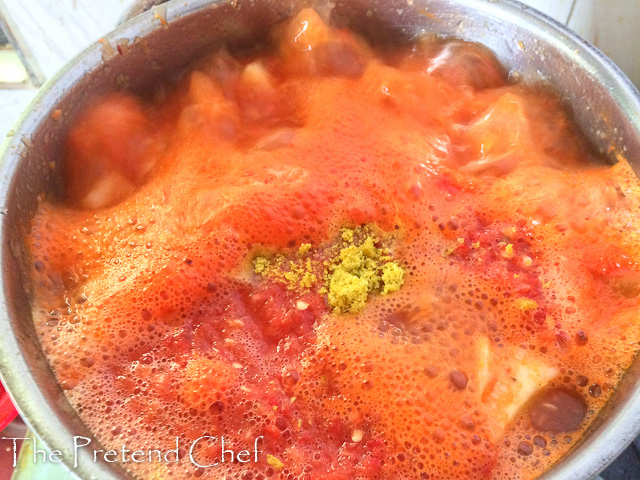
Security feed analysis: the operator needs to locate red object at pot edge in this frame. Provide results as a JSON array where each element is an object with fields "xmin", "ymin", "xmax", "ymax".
[{"xmin": 0, "ymin": 382, "xmax": 18, "ymax": 432}]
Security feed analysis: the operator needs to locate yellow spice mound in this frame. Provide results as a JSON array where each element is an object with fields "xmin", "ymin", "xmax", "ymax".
[{"xmin": 252, "ymin": 226, "xmax": 405, "ymax": 313}]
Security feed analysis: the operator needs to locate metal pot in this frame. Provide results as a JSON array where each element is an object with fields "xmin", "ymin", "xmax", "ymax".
[{"xmin": 0, "ymin": 1, "xmax": 639, "ymax": 478}]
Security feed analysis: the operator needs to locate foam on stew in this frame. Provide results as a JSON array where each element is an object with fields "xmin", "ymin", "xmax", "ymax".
[{"xmin": 27, "ymin": 8, "xmax": 640, "ymax": 480}]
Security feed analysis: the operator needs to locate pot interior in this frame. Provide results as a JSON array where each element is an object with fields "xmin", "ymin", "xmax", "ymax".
[{"xmin": 1, "ymin": 1, "xmax": 640, "ymax": 479}]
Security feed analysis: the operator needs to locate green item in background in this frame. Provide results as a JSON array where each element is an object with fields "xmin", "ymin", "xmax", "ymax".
[{"xmin": 12, "ymin": 430, "xmax": 74, "ymax": 480}]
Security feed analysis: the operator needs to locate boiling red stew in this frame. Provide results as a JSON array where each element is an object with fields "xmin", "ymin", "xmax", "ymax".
[{"xmin": 28, "ymin": 8, "xmax": 640, "ymax": 480}]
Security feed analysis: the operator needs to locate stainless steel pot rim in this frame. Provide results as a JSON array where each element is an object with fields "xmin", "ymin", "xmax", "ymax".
[{"xmin": 0, "ymin": 1, "xmax": 638, "ymax": 479}]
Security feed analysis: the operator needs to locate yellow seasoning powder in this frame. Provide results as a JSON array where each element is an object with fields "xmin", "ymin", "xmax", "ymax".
[
  {"xmin": 252, "ymin": 226, "xmax": 405, "ymax": 314},
  {"xmin": 326, "ymin": 228, "xmax": 404, "ymax": 314}
]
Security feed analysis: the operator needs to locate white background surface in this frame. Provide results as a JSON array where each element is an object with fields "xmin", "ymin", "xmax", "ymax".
[{"xmin": 0, "ymin": 0, "xmax": 639, "ymax": 139}]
